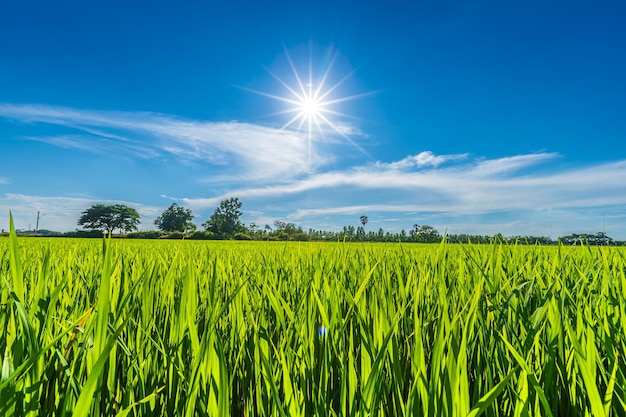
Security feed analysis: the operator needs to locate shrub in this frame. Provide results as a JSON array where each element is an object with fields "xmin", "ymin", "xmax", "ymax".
[{"xmin": 233, "ymin": 232, "xmax": 252, "ymax": 240}]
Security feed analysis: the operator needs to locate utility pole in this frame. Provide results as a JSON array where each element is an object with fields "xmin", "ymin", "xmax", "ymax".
[{"xmin": 35, "ymin": 211, "xmax": 46, "ymax": 232}]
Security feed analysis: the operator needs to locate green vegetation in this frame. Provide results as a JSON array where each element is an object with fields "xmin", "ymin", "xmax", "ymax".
[
  {"xmin": 1, "ymin": 216, "xmax": 625, "ymax": 416},
  {"xmin": 77, "ymin": 204, "xmax": 140, "ymax": 235},
  {"xmin": 202, "ymin": 197, "xmax": 245, "ymax": 238},
  {"xmin": 154, "ymin": 203, "xmax": 196, "ymax": 233},
  {"xmin": 15, "ymin": 198, "xmax": 616, "ymax": 245}
]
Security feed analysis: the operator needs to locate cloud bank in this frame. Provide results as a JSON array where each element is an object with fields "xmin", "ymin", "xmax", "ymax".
[{"xmin": 176, "ymin": 152, "xmax": 626, "ymax": 212}]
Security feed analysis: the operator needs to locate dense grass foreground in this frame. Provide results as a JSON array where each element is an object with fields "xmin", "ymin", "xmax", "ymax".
[{"xmin": 1, "ymin": 229, "xmax": 625, "ymax": 415}]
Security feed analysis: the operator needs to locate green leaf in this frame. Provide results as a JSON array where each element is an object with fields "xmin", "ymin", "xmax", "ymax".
[{"xmin": 466, "ymin": 369, "xmax": 516, "ymax": 417}]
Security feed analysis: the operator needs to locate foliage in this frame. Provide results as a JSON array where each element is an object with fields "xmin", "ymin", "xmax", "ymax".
[
  {"xmin": 559, "ymin": 232, "xmax": 614, "ymax": 245},
  {"xmin": 159, "ymin": 231, "xmax": 185, "ymax": 239},
  {"xmin": 154, "ymin": 203, "xmax": 196, "ymax": 233},
  {"xmin": 233, "ymin": 232, "xmax": 252, "ymax": 240},
  {"xmin": 202, "ymin": 197, "xmax": 244, "ymax": 238},
  {"xmin": 2, "ymin": 230, "xmax": 626, "ymax": 415},
  {"xmin": 407, "ymin": 224, "xmax": 437, "ymax": 242},
  {"xmin": 126, "ymin": 230, "xmax": 165, "ymax": 239},
  {"xmin": 65, "ymin": 229, "xmax": 108, "ymax": 238},
  {"xmin": 77, "ymin": 203, "xmax": 140, "ymax": 234},
  {"xmin": 40, "ymin": 196, "xmax": 624, "ymax": 244},
  {"xmin": 272, "ymin": 220, "xmax": 309, "ymax": 240},
  {"xmin": 187, "ymin": 230, "xmax": 217, "ymax": 240}
]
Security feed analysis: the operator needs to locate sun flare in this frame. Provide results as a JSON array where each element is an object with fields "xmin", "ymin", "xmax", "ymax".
[
  {"xmin": 241, "ymin": 46, "xmax": 375, "ymax": 168},
  {"xmin": 301, "ymin": 96, "xmax": 321, "ymax": 119}
]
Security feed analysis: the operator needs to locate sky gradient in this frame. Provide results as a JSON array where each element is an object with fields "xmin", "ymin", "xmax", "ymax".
[{"xmin": 1, "ymin": 0, "xmax": 625, "ymax": 238}]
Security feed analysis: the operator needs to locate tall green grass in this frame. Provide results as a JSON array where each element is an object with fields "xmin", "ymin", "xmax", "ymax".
[{"xmin": 1, "ymin": 217, "xmax": 625, "ymax": 416}]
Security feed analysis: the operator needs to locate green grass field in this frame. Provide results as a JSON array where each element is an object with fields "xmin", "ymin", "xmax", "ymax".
[{"xmin": 1, "ymin": 222, "xmax": 625, "ymax": 415}]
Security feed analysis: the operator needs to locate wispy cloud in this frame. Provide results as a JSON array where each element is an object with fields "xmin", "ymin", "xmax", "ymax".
[
  {"xmin": 469, "ymin": 153, "xmax": 559, "ymax": 177},
  {"xmin": 0, "ymin": 103, "xmax": 350, "ymax": 181},
  {"xmin": 23, "ymin": 135, "xmax": 160, "ymax": 159},
  {"xmin": 376, "ymin": 151, "xmax": 469, "ymax": 170},
  {"xmin": 2, "ymin": 151, "xmax": 625, "ymax": 238},
  {"xmin": 177, "ymin": 152, "xmax": 626, "ymax": 220},
  {"xmin": 3, "ymin": 102, "xmax": 625, "ymax": 238}
]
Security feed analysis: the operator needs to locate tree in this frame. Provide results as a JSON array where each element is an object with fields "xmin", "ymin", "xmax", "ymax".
[
  {"xmin": 202, "ymin": 197, "xmax": 244, "ymax": 237},
  {"xmin": 274, "ymin": 220, "xmax": 297, "ymax": 232},
  {"xmin": 247, "ymin": 223, "xmax": 259, "ymax": 237},
  {"xmin": 272, "ymin": 220, "xmax": 308, "ymax": 241},
  {"xmin": 154, "ymin": 203, "xmax": 196, "ymax": 232},
  {"xmin": 78, "ymin": 204, "xmax": 140, "ymax": 235},
  {"xmin": 415, "ymin": 225, "xmax": 440, "ymax": 243},
  {"xmin": 342, "ymin": 225, "xmax": 356, "ymax": 240},
  {"xmin": 360, "ymin": 215, "xmax": 368, "ymax": 227}
]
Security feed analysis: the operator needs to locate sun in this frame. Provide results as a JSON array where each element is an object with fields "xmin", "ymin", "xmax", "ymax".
[
  {"xmin": 300, "ymin": 95, "xmax": 321, "ymax": 119},
  {"xmin": 240, "ymin": 45, "xmax": 375, "ymax": 168}
]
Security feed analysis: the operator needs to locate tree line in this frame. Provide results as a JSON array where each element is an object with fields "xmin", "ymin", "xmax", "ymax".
[
  {"xmin": 70, "ymin": 198, "xmax": 622, "ymax": 245},
  {"xmin": 77, "ymin": 198, "xmax": 245, "ymax": 238}
]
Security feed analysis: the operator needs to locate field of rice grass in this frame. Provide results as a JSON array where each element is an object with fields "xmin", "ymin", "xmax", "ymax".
[{"xmin": 1, "ymin": 217, "xmax": 625, "ymax": 416}]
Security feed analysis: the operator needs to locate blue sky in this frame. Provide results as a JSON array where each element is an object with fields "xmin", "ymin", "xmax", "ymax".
[{"xmin": 1, "ymin": 0, "xmax": 625, "ymax": 238}]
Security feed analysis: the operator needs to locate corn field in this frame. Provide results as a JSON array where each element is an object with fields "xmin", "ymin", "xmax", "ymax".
[{"xmin": 1, "ymin": 217, "xmax": 625, "ymax": 416}]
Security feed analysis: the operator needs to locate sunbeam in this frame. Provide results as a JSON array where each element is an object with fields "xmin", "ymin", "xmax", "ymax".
[{"xmin": 243, "ymin": 45, "xmax": 376, "ymax": 169}]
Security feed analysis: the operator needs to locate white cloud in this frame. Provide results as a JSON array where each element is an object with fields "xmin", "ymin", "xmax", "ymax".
[
  {"xmin": 319, "ymin": 121, "xmax": 366, "ymax": 138},
  {"xmin": 23, "ymin": 135, "xmax": 160, "ymax": 159},
  {"xmin": 0, "ymin": 103, "xmax": 344, "ymax": 181},
  {"xmin": 376, "ymin": 151, "xmax": 469, "ymax": 170},
  {"xmin": 177, "ymin": 152, "xmax": 626, "ymax": 223},
  {"xmin": 469, "ymin": 153, "xmax": 559, "ymax": 177},
  {"xmin": 2, "ymin": 151, "xmax": 625, "ymax": 238},
  {"xmin": 2, "ymin": 102, "xmax": 625, "ymax": 238}
]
